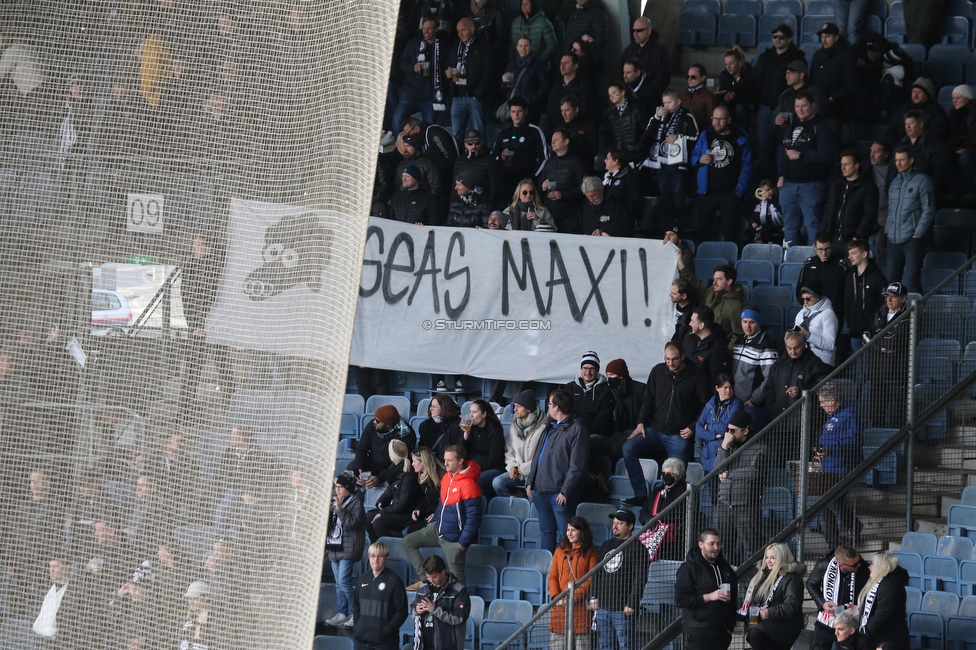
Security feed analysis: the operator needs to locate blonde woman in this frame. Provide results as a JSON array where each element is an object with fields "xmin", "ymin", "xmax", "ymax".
[
  {"xmin": 366, "ymin": 439, "xmax": 420, "ymax": 540},
  {"xmin": 856, "ymin": 551, "xmax": 909, "ymax": 650},
  {"xmin": 407, "ymin": 447, "xmax": 446, "ymax": 533},
  {"xmin": 739, "ymin": 543, "xmax": 805, "ymax": 650},
  {"xmin": 503, "ymin": 179, "xmax": 556, "ymax": 231}
]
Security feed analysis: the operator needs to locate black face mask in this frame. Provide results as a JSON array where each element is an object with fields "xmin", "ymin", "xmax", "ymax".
[
  {"xmin": 608, "ymin": 377, "xmax": 622, "ymax": 388},
  {"xmin": 662, "ymin": 474, "xmax": 676, "ymax": 486}
]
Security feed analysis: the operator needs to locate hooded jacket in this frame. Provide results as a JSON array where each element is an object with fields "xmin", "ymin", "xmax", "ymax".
[
  {"xmin": 678, "ymin": 265, "xmax": 746, "ymax": 348},
  {"xmin": 822, "ymin": 172, "xmax": 880, "ymax": 244},
  {"xmin": 412, "ymin": 571, "xmax": 470, "ymax": 650},
  {"xmin": 746, "ymin": 562, "xmax": 807, "ymax": 650},
  {"xmin": 886, "ymin": 167, "xmax": 935, "ymax": 244},
  {"xmin": 695, "ymin": 395, "xmax": 744, "ymax": 472},
  {"xmin": 843, "ymin": 260, "xmax": 887, "ymax": 340},
  {"xmin": 732, "ymin": 328, "xmax": 779, "ymax": 404},
  {"xmin": 603, "ymin": 99, "xmax": 648, "ymax": 161},
  {"xmin": 434, "ymin": 461, "xmax": 483, "ymax": 548},
  {"xmin": 564, "ymin": 373, "xmax": 615, "ymax": 437},
  {"xmin": 759, "ymin": 348, "xmax": 830, "ymax": 413},
  {"xmin": 809, "ymin": 38, "xmax": 858, "ymax": 119},
  {"xmin": 638, "ymin": 361, "xmax": 711, "ymax": 435},
  {"xmin": 777, "ymin": 113, "xmax": 835, "ymax": 183},
  {"xmin": 715, "ymin": 435, "xmax": 767, "ymax": 507},
  {"xmin": 526, "ymin": 415, "xmax": 589, "ymax": 497},
  {"xmin": 794, "ymin": 296, "xmax": 838, "ymax": 366},
  {"xmin": 620, "ymin": 30, "xmax": 670, "ymax": 94},
  {"xmin": 674, "ymin": 546, "xmax": 737, "ymax": 634},
  {"xmin": 682, "ymin": 325, "xmax": 733, "ymax": 386},
  {"xmin": 860, "ymin": 566, "xmax": 910, "ymax": 650}
]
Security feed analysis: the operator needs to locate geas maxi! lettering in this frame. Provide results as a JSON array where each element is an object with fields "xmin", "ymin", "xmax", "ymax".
[{"xmin": 359, "ymin": 224, "xmax": 662, "ymax": 327}]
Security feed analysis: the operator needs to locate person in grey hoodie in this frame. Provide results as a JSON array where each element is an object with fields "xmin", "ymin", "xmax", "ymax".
[
  {"xmin": 562, "ymin": 350, "xmax": 616, "ymax": 439},
  {"xmin": 885, "ymin": 145, "xmax": 934, "ymax": 294}
]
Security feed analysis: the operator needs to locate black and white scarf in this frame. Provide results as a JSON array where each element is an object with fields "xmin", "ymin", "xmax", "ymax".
[
  {"xmin": 454, "ymin": 37, "xmax": 473, "ymax": 79},
  {"xmin": 859, "ymin": 577, "xmax": 883, "ymax": 632},
  {"xmin": 420, "ymin": 38, "xmax": 446, "ymax": 112},
  {"xmin": 817, "ymin": 558, "xmax": 856, "ymax": 627},
  {"xmin": 738, "ymin": 573, "xmax": 785, "ymax": 616}
]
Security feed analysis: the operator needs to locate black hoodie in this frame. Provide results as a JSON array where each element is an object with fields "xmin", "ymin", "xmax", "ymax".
[
  {"xmin": 674, "ymin": 546, "xmax": 737, "ymax": 634},
  {"xmin": 638, "ymin": 361, "xmax": 711, "ymax": 435},
  {"xmin": 843, "ymin": 259, "xmax": 887, "ymax": 340}
]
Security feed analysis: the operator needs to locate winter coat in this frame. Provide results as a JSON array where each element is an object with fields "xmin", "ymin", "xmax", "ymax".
[
  {"xmin": 468, "ymin": 0, "xmax": 507, "ymax": 47},
  {"xmin": 564, "ymin": 374, "xmax": 615, "ymax": 437},
  {"xmin": 592, "ymin": 536, "xmax": 646, "ymax": 612},
  {"xmin": 732, "ymin": 328, "xmax": 779, "ymax": 404},
  {"xmin": 416, "ymin": 478, "xmax": 442, "ymax": 522},
  {"xmin": 547, "ymin": 73, "xmax": 598, "ymax": 120},
  {"xmin": 603, "ymin": 165, "xmax": 642, "ymax": 225},
  {"xmin": 759, "ymin": 348, "xmax": 830, "ymax": 413},
  {"xmin": 446, "ymin": 188, "xmax": 491, "ymax": 228},
  {"xmin": 503, "ymin": 409, "xmax": 547, "ymax": 477},
  {"xmin": 454, "ymin": 148, "xmax": 503, "ymax": 208},
  {"xmin": 947, "ymin": 104, "xmax": 976, "ymax": 150},
  {"xmin": 620, "ymin": 30, "xmax": 670, "ymax": 94},
  {"xmin": 509, "ymin": 7, "xmax": 557, "ymax": 65},
  {"xmin": 350, "ymin": 419, "xmax": 417, "ymax": 485},
  {"xmin": 753, "ymin": 43, "xmax": 806, "ymax": 108},
  {"xmin": 638, "ymin": 479, "xmax": 687, "ymax": 560},
  {"xmin": 844, "ymin": 261, "xmax": 887, "ymax": 340},
  {"xmin": 548, "ymin": 544, "xmax": 599, "ymax": 633},
  {"xmin": 446, "ymin": 37, "xmax": 493, "ymax": 100},
  {"xmin": 628, "ymin": 72, "xmax": 663, "ymax": 114},
  {"xmin": 682, "ymin": 326, "xmax": 733, "ymax": 386},
  {"xmin": 886, "ymin": 168, "xmax": 935, "ymax": 244},
  {"xmin": 396, "ymin": 155, "xmax": 445, "ymax": 198},
  {"xmin": 680, "ymin": 86, "xmax": 719, "ymax": 132},
  {"xmin": 326, "ymin": 488, "xmax": 366, "ymax": 562},
  {"xmin": 576, "ymin": 194, "xmax": 634, "ymax": 237},
  {"xmin": 776, "ymin": 82, "xmax": 827, "ymax": 129},
  {"xmin": 562, "ymin": 0, "xmax": 607, "ymax": 51},
  {"xmin": 794, "ymin": 296, "xmax": 839, "ymax": 366},
  {"xmin": 502, "ymin": 53, "xmax": 549, "ymax": 121},
  {"xmin": 375, "ymin": 468, "xmax": 421, "ymax": 516},
  {"xmin": 678, "ymin": 265, "xmax": 746, "ymax": 348},
  {"xmin": 809, "ymin": 39, "xmax": 858, "ymax": 119},
  {"xmin": 715, "ymin": 436, "xmax": 767, "ymax": 508},
  {"xmin": 675, "ymin": 547, "xmax": 738, "ymax": 635},
  {"xmin": 603, "ymin": 100, "xmax": 648, "ymax": 160},
  {"xmin": 867, "ymin": 304, "xmax": 910, "ymax": 386},
  {"xmin": 745, "ymin": 563, "xmax": 807, "ymax": 650},
  {"xmin": 502, "ymin": 202, "xmax": 558, "ymax": 231},
  {"xmin": 891, "ymin": 131, "xmax": 955, "ymax": 194},
  {"xmin": 418, "ymin": 416, "xmax": 464, "ymax": 459},
  {"xmin": 860, "ymin": 566, "xmax": 910, "ymax": 650},
  {"xmin": 637, "ymin": 361, "xmax": 712, "ymax": 435},
  {"xmin": 525, "ymin": 415, "xmax": 589, "ymax": 497},
  {"xmin": 539, "ymin": 153, "xmax": 586, "ymax": 221},
  {"xmin": 778, "ymin": 113, "xmax": 835, "ymax": 183},
  {"xmin": 434, "ymin": 461, "xmax": 483, "ymax": 548},
  {"xmin": 400, "ymin": 36, "xmax": 441, "ymax": 101},
  {"xmin": 818, "ymin": 403, "xmax": 861, "ymax": 475},
  {"xmin": 716, "ymin": 63, "xmax": 758, "ymax": 108},
  {"xmin": 796, "ymin": 253, "xmax": 848, "ymax": 319},
  {"xmin": 695, "ymin": 396, "xmax": 744, "ymax": 472},
  {"xmin": 691, "ymin": 124, "xmax": 753, "ymax": 197},
  {"xmin": 807, "ymin": 554, "xmax": 872, "ymax": 634},
  {"xmin": 463, "ymin": 420, "xmax": 506, "ymax": 472},
  {"xmin": 412, "ymin": 572, "xmax": 470, "ymax": 650},
  {"xmin": 822, "ymin": 173, "xmax": 880, "ymax": 244},
  {"xmin": 388, "ymin": 188, "xmax": 441, "ymax": 225},
  {"xmin": 608, "ymin": 375, "xmax": 646, "ymax": 434},
  {"xmin": 884, "ymin": 98, "xmax": 949, "ymax": 146},
  {"xmin": 354, "ymin": 566, "xmax": 408, "ymax": 646}
]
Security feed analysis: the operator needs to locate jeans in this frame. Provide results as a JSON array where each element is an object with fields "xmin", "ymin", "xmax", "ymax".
[
  {"xmin": 886, "ymin": 237, "xmax": 923, "ymax": 293},
  {"xmin": 331, "ymin": 559, "xmax": 355, "ymax": 616},
  {"xmin": 833, "ymin": 0, "xmax": 869, "ymax": 44},
  {"xmin": 658, "ymin": 165, "xmax": 691, "ymax": 228},
  {"xmin": 757, "ymin": 105, "xmax": 777, "ymax": 166},
  {"xmin": 779, "ymin": 181, "xmax": 826, "ymax": 246},
  {"xmin": 595, "ymin": 609, "xmax": 631, "ymax": 650},
  {"xmin": 960, "ymin": 150, "xmax": 976, "ymax": 186},
  {"xmin": 478, "ymin": 468, "xmax": 505, "ymax": 497},
  {"xmin": 621, "ymin": 428, "xmax": 694, "ymax": 498},
  {"xmin": 531, "ymin": 490, "xmax": 572, "ymax": 553},
  {"xmin": 392, "ymin": 92, "xmax": 434, "ymax": 134},
  {"xmin": 492, "ymin": 472, "xmax": 525, "ymax": 496},
  {"xmin": 450, "ymin": 95, "xmax": 484, "ymax": 142}
]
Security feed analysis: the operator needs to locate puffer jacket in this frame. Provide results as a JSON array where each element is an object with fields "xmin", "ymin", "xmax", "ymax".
[
  {"xmin": 434, "ymin": 461, "xmax": 483, "ymax": 548},
  {"xmin": 454, "ymin": 148, "xmax": 502, "ymax": 208},
  {"xmin": 603, "ymin": 100, "xmax": 647, "ymax": 160},
  {"xmin": 678, "ymin": 265, "xmax": 746, "ymax": 348},
  {"xmin": 715, "ymin": 435, "xmax": 767, "ymax": 507},
  {"xmin": 695, "ymin": 395, "xmax": 744, "ymax": 472},
  {"xmin": 509, "ymin": 4, "xmax": 557, "ymax": 64},
  {"xmin": 745, "ymin": 562, "xmax": 806, "ymax": 650},
  {"xmin": 886, "ymin": 168, "xmax": 935, "ymax": 244},
  {"xmin": 818, "ymin": 403, "xmax": 860, "ymax": 475},
  {"xmin": 562, "ymin": 0, "xmax": 607, "ymax": 50},
  {"xmin": 445, "ymin": 188, "xmax": 491, "ymax": 228},
  {"xmin": 548, "ymin": 544, "xmax": 598, "ymax": 633},
  {"xmin": 326, "ymin": 488, "xmax": 366, "ymax": 562},
  {"xmin": 375, "ymin": 467, "xmax": 420, "ymax": 516},
  {"xmin": 732, "ymin": 328, "xmax": 779, "ymax": 404},
  {"xmin": 674, "ymin": 546, "xmax": 737, "ymax": 634},
  {"xmin": 821, "ymin": 172, "xmax": 880, "ymax": 244},
  {"xmin": 388, "ymin": 187, "xmax": 440, "ymax": 225},
  {"xmin": 563, "ymin": 373, "xmax": 615, "ymax": 437},
  {"xmin": 794, "ymin": 296, "xmax": 838, "ymax": 366}
]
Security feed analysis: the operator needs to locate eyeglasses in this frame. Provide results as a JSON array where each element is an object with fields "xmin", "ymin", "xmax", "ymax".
[
  {"xmin": 632, "ymin": 27, "xmax": 648, "ymax": 33},
  {"xmin": 772, "ymin": 34, "xmax": 787, "ymax": 40},
  {"xmin": 687, "ymin": 75, "xmax": 700, "ymax": 79},
  {"xmin": 802, "ymin": 296, "xmax": 817, "ymax": 303},
  {"xmin": 726, "ymin": 427, "xmax": 741, "ymax": 433},
  {"xmin": 815, "ymin": 246, "xmax": 831, "ymax": 252},
  {"xmin": 521, "ymin": 190, "xmax": 535, "ymax": 196}
]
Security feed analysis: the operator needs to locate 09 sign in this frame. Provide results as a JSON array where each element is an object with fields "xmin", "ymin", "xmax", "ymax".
[{"xmin": 127, "ymin": 193, "xmax": 164, "ymax": 233}]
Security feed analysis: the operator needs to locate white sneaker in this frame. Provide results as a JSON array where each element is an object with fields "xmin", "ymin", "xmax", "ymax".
[
  {"xmin": 340, "ymin": 616, "xmax": 355, "ymax": 628},
  {"xmin": 436, "ymin": 381, "xmax": 447, "ymax": 391},
  {"xmin": 325, "ymin": 613, "xmax": 349, "ymax": 626}
]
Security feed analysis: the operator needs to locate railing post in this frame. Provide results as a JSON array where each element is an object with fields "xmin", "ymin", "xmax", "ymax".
[
  {"xmin": 798, "ymin": 391, "xmax": 812, "ymax": 560},
  {"xmin": 685, "ymin": 481, "xmax": 697, "ymax": 557},
  {"xmin": 906, "ymin": 303, "xmax": 919, "ymax": 531},
  {"xmin": 566, "ymin": 581, "xmax": 575, "ymax": 649}
]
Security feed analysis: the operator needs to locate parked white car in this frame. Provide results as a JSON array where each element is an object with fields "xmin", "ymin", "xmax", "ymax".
[{"xmin": 92, "ymin": 289, "xmax": 133, "ymax": 328}]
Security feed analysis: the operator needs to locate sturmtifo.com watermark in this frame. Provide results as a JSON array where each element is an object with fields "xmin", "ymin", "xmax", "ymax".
[{"xmin": 422, "ymin": 319, "xmax": 552, "ymax": 331}]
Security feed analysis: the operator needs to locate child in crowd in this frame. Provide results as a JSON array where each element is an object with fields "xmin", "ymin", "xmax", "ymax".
[{"xmin": 743, "ymin": 179, "xmax": 784, "ymax": 245}]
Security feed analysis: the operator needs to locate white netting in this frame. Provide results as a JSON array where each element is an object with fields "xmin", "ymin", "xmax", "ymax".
[{"xmin": 0, "ymin": 1, "xmax": 395, "ymax": 649}]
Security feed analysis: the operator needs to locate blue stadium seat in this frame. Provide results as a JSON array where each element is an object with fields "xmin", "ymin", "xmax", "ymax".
[
  {"xmin": 590, "ymin": 522, "xmax": 611, "ymax": 545},
  {"xmin": 895, "ymin": 551, "xmax": 925, "ymax": 590},
  {"xmin": 521, "ymin": 518, "xmax": 542, "ymax": 549},
  {"xmin": 778, "ymin": 262, "xmax": 803, "ymax": 286},
  {"xmin": 909, "ymin": 610, "xmax": 948, "ymax": 649},
  {"xmin": 959, "ymin": 560, "xmax": 976, "ymax": 597},
  {"xmin": 754, "ymin": 303, "xmax": 785, "ymax": 332},
  {"xmin": 469, "ymin": 595, "xmax": 485, "ymax": 639},
  {"xmin": 608, "ymin": 475, "xmax": 643, "ymax": 506},
  {"xmin": 416, "ymin": 398, "xmax": 431, "ymax": 418},
  {"xmin": 577, "ymin": 502, "xmax": 618, "ymax": 522},
  {"xmin": 759, "ymin": 14, "xmax": 797, "ymax": 40},
  {"xmin": 736, "ymin": 259, "xmax": 776, "ymax": 285},
  {"xmin": 340, "ymin": 411, "xmax": 359, "ymax": 438},
  {"xmin": 725, "ymin": 0, "xmax": 762, "ymax": 15},
  {"xmin": 949, "ymin": 505, "xmax": 976, "ymax": 540},
  {"xmin": 762, "ymin": 486, "xmax": 793, "ymax": 531},
  {"xmin": 923, "ymin": 556, "xmax": 961, "ymax": 593},
  {"xmin": 921, "ymin": 312, "xmax": 963, "ymax": 341},
  {"xmin": 465, "ymin": 563, "xmax": 499, "ymax": 601},
  {"xmin": 965, "ymin": 486, "xmax": 976, "ymax": 506},
  {"xmin": 487, "ymin": 496, "xmax": 532, "ymax": 521},
  {"xmin": 751, "ymin": 285, "xmax": 795, "ymax": 309},
  {"xmin": 923, "ymin": 60, "xmax": 965, "ymax": 89},
  {"xmin": 697, "ymin": 241, "xmax": 739, "ymax": 264},
  {"xmin": 764, "ymin": 0, "xmax": 802, "ymax": 17},
  {"xmin": 923, "ymin": 589, "xmax": 961, "ymax": 617},
  {"xmin": 313, "ymin": 636, "xmax": 353, "ymax": 650},
  {"xmin": 919, "ymin": 339, "xmax": 962, "ymax": 361},
  {"xmin": 928, "ymin": 295, "xmax": 971, "ymax": 314},
  {"xmin": 906, "ymin": 585, "xmax": 923, "ymax": 614},
  {"xmin": 964, "ymin": 271, "xmax": 976, "ymax": 299},
  {"xmin": 930, "ymin": 43, "xmax": 973, "ymax": 64},
  {"xmin": 718, "ymin": 14, "xmax": 758, "ymax": 47},
  {"xmin": 806, "ymin": 0, "xmax": 835, "ymax": 15},
  {"xmin": 938, "ymin": 15, "xmax": 971, "ymax": 45},
  {"xmin": 865, "ymin": 13, "xmax": 882, "ymax": 35},
  {"xmin": 677, "ymin": 12, "xmax": 717, "ymax": 46},
  {"xmin": 784, "ymin": 245, "xmax": 814, "ymax": 263},
  {"xmin": 694, "ymin": 258, "xmax": 727, "ymax": 285},
  {"xmin": 960, "ymin": 594, "xmax": 976, "ymax": 616},
  {"xmin": 918, "ymin": 356, "xmax": 955, "ymax": 384},
  {"xmin": 642, "ymin": 560, "xmax": 682, "ymax": 614},
  {"xmin": 867, "ymin": 0, "xmax": 888, "ymax": 19},
  {"xmin": 802, "ymin": 15, "xmax": 833, "ymax": 43},
  {"xmin": 915, "ymin": 383, "xmax": 952, "ymax": 443},
  {"xmin": 925, "ymin": 251, "xmax": 970, "ymax": 271},
  {"xmin": 478, "ymin": 514, "xmax": 522, "ymax": 551},
  {"xmin": 500, "ymin": 566, "xmax": 546, "ymax": 605},
  {"xmin": 886, "ymin": 16, "xmax": 907, "ymax": 43},
  {"xmin": 467, "ymin": 544, "xmax": 507, "ymax": 574},
  {"xmin": 742, "ymin": 243, "xmax": 783, "ymax": 267},
  {"xmin": 939, "ymin": 84, "xmax": 957, "ymax": 112},
  {"xmin": 800, "ymin": 42, "xmax": 820, "ymax": 59},
  {"xmin": 364, "ymin": 395, "xmax": 411, "ymax": 420},
  {"xmin": 947, "ymin": 616, "xmax": 976, "ymax": 650},
  {"xmin": 317, "ymin": 583, "xmax": 338, "ymax": 623},
  {"xmin": 682, "ymin": 0, "xmax": 721, "ymax": 14},
  {"xmin": 343, "ymin": 394, "xmax": 365, "ymax": 414},
  {"xmin": 480, "ymin": 599, "xmax": 534, "ymax": 650}
]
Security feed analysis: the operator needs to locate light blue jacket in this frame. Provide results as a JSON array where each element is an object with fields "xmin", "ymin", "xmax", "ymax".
[{"xmin": 886, "ymin": 168, "xmax": 935, "ymax": 244}]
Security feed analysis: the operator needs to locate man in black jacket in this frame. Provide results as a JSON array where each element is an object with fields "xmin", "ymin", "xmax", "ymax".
[
  {"xmin": 446, "ymin": 18, "xmax": 492, "ymax": 142},
  {"xmin": 551, "ymin": 95, "xmax": 599, "ymax": 166},
  {"xmin": 354, "ymin": 541, "xmax": 408, "ymax": 650},
  {"xmin": 682, "ymin": 306, "xmax": 732, "ymax": 388},
  {"xmin": 843, "ymin": 240, "xmax": 887, "ymax": 353},
  {"xmin": 576, "ymin": 176, "xmax": 633, "ymax": 237},
  {"xmin": 563, "ymin": 351, "xmax": 615, "ymax": 441},
  {"xmin": 888, "ymin": 109, "xmax": 955, "ymax": 194},
  {"xmin": 620, "ymin": 17, "xmax": 670, "ymax": 95},
  {"xmin": 753, "ymin": 23, "xmax": 806, "ymax": 166},
  {"xmin": 412, "ymin": 555, "xmax": 470, "ymax": 650},
  {"xmin": 620, "ymin": 342, "xmax": 710, "ymax": 505},
  {"xmin": 797, "ymin": 233, "xmax": 849, "ymax": 322},
  {"xmin": 757, "ymin": 332, "xmax": 830, "ymax": 418},
  {"xmin": 539, "ymin": 128, "xmax": 586, "ymax": 233},
  {"xmin": 493, "ymin": 97, "xmax": 548, "ymax": 199},
  {"xmin": 622, "ymin": 58, "xmax": 662, "ymax": 115},
  {"xmin": 669, "ymin": 277, "xmax": 698, "ymax": 344},
  {"xmin": 393, "ymin": 18, "xmax": 444, "ymax": 133},
  {"xmin": 445, "ymin": 170, "xmax": 491, "ymax": 228},
  {"xmin": 674, "ymin": 528, "xmax": 737, "ymax": 650},
  {"xmin": 402, "ymin": 116, "xmax": 460, "ymax": 184},
  {"xmin": 866, "ymin": 282, "xmax": 910, "ymax": 428},
  {"xmin": 809, "ymin": 23, "xmax": 858, "ymax": 122},
  {"xmin": 806, "ymin": 545, "xmax": 871, "ymax": 650},
  {"xmin": 388, "ymin": 165, "xmax": 441, "ymax": 225},
  {"xmin": 599, "ymin": 358, "xmax": 645, "ymax": 462},
  {"xmin": 822, "ymin": 151, "xmax": 879, "ymax": 257},
  {"xmin": 883, "ymin": 77, "xmax": 948, "ymax": 147},
  {"xmin": 590, "ymin": 509, "xmax": 646, "ymax": 650},
  {"xmin": 714, "ymin": 411, "xmax": 766, "ymax": 564},
  {"xmin": 454, "ymin": 130, "xmax": 501, "ymax": 209},
  {"xmin": 347, "ymin": 405, "xmax": 417, "ymax": 488},
  {"xmin": 546, "ymin": 53, "xmax": 597, "ymax": 122}
]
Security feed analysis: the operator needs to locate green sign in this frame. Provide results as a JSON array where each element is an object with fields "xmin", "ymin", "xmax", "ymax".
[{"xmin": 124, "ymin": 255, "xmax": 158, "ymax": 265}]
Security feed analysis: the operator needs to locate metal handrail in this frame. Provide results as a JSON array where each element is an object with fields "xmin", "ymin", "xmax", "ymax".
[{"xmin": 127, "ymin": 266, "xmax": 181, "ymax": 336}]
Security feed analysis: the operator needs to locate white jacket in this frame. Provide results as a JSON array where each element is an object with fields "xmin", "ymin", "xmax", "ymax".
[
  {"xmin": 503, "ymin": 410, "xmax": 547, "ymax": 477},
  {"xmin": 795, "ymin": 296, "xmax": 838, "ymax": 366}
]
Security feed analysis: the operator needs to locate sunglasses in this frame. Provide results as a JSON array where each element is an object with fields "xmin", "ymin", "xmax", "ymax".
[
  {"xmin": 772, "ymin": 34, "xmax": 787, "ymax": 40},
  {"xmin": 632, "ymin": 27, "xmax": 648, "ymax": 33},
  {"xmin": 521, "ymin": 190, "xmax": 535, "ymax": 196}
]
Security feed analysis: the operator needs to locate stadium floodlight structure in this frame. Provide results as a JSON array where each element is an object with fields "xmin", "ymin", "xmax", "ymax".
[{"xmin": 0, "ymin": 2, "xmax": 396, "ymax": 650}]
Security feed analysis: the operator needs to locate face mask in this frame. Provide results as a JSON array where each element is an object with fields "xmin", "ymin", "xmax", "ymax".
[
  {"xmin": 608, "ymin": 377, "xmax": 622, "ymax": 388},
  {"xmin": 662, "ymin": 474, "xmax": 676, "ymax": 486}
]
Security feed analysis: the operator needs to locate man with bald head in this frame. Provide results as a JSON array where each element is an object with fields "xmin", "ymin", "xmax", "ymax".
[
  {"xmin": 446, "ymin": 18, "xmax": 493, "ymax": 142},
  {"xmin": 621, "ymin": 16, "xmax": 670, "ymax": 95}
]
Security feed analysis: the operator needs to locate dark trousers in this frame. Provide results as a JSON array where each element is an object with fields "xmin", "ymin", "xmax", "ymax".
[
  {"xmin": 697, "ymin": 191, "xmax": 741, "ymax": 244},
  {"xmin": 886, "ymin": 237, "xmax": 923, "ymax": 294},
  {"xmin": 747, "ymin": 627, "xmax": 787, "ymax": 650},
  {"xmin": 685, "ymin": 630, "xmax": 732, "ymax": 650},
  {"xmin": 366, "ymin": 512, "xmax": 413, "ymax": 541},
  {"xmin": 714, "ymin": 502, "xmax": 762, "ymax": 565}
]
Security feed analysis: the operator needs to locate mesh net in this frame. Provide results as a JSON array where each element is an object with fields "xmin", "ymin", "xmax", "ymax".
[{"xmin": 0, "ymin": 1, "xmax": 395, "ymax": 649}]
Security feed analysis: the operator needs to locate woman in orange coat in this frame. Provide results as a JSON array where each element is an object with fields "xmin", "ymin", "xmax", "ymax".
[{"xmin": 548, "ymin": 516, "xmax": 600, "ymax": 649}]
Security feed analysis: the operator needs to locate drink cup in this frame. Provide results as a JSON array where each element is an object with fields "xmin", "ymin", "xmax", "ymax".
[
  {"xmin": 504, "ymin": 72, "xmax": 514, "ymax": 87},
  {"xmin": 749, "ymin": 606, "xmax": 760, "ymax": 625},
  {"xmin": 548, "ymin": 180, "xmax": 558, "ymax": 191},
  {"xmin": 420, "ymin": 61, "xmax": 431, "ymax": 76},
  {"xmin": 450, "ymin": 67, "xmax": 460, "ymax": 82},
  {"xmin": 720, "ymin": 583, "xmax": 730, "ymax": 599},
  {"xmin": 503, "ymin": 150, "xmax": 514, "ymax": 166},
  {"xmin": 360, "ymin": 471, "xmax": 371, "ymax": 483},
  {"xmin": 835, "ymin": 604, "xmax": 846, "ymax": 615}
]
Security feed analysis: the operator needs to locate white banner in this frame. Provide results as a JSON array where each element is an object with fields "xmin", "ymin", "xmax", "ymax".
[{"xmin": 349, "ymin": 217, "xmax": 679, "ymax": 384}]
